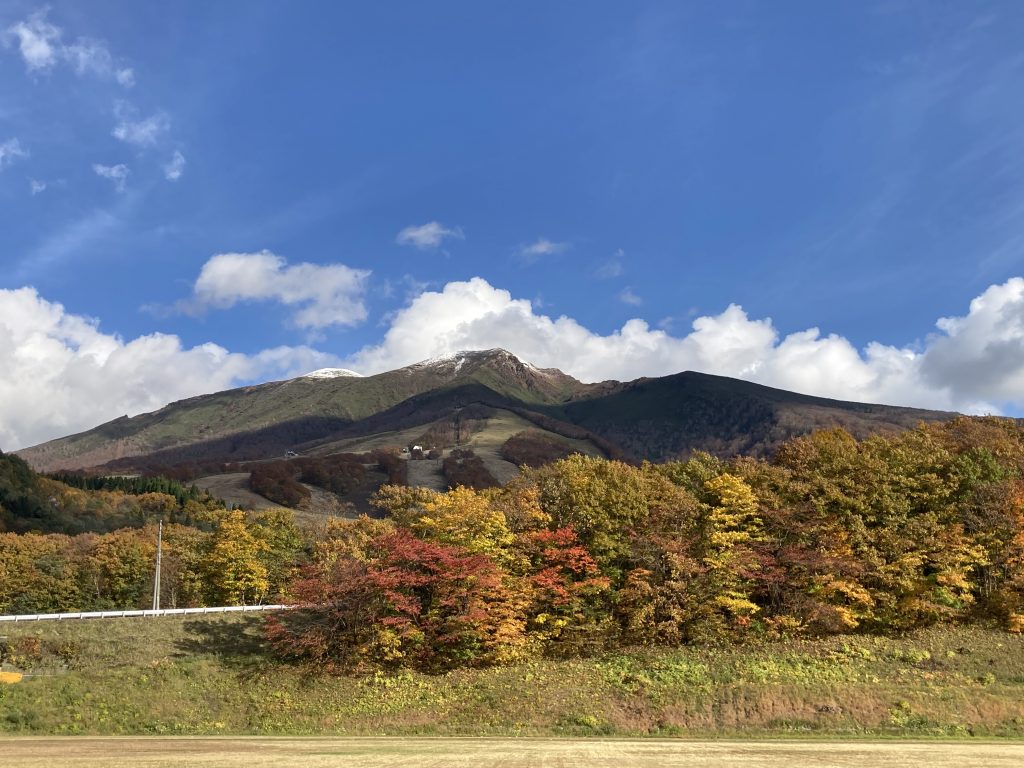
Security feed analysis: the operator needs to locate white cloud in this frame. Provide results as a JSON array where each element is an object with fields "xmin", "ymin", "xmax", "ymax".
[
  {"xmin": 0, "ymin": 138, "xmax": 28, "ymax": 169},
  {"xmin": 396, "ymin": 221, "xmax": 464, "ymax": 249},
  {"xmin": 918, "ymin": 279, "xmax": 1024, "ymax": 406},
  {"xmin": 188, "ymin": 251, "xmax": 371, "ymax": 329},
  {"xmin": 93, "ymin": 163, "xmax": 129, "ymax": 192},
  {"xmin": 163, "ymin": 150, "xmax": 185, "ymax": 181},
  {"xmin": 517, "ymin": 237, "xmax": 570, "ymax": 262},
  {"xmin": 29, "ymin": 178, "xmax": 46, "ymax": 195},
  {"xmin": 5, "ymin": 10, "xmax": 133, "ymax": 86},
  {"xmin": 112, "ymin": 105, "xmax": 169, "ymax": 146},
  {"xmin": 346, "ymin": 275, "xmax": 1024, "ymax": 415},
  {"xmin": 5, "ymin": 10, "xmax": 59, "ymax": 70},
  {"xmin": 618, "ymin": 287, "xmax": 643, "ymax": 306},
  {"xmin": 11, "ymin": 275, "xmax": 1024, "ymax": 452},
  {"xmin": 0, "ymin": 287, "xmax": 343, "ymax": 450}
]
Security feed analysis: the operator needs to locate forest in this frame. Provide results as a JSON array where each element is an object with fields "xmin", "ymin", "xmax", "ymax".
[{"xmin": 3, "ymin": 416, "xmax": 1024, "ymax": 674}]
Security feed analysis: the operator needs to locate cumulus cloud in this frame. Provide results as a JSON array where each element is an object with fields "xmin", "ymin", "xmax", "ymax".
[
  {"xmin": 0, "ymin": 287, "xmax": 343, "ymax": 449},
  {"xmin": 0, "ymin": 138, "xmax": 28, "ymax": 169},
  {"xmin": 346, "ymin": 276, "xmax": 1024, "ymax": 415},
  {"xmin": 5, "ymin": 9, "xmax": 133, "ymax": 85},
  {"xmin": 93, "ymin": 163, "xmax": 129, "ymax": 192},
  {"xmin": 112, "ymin": 103, "xmax": 169, "ymax": 146},
  {"xmin": 163, "ymin": 150, "xmax": 185, "ymax": 181},
  {"xmin": 919, "ymin": 279, "xmax": 1024, "ymax": 408},
  {"xmin": 396, "ymin": 221, "xmax": 464, "ymax": 249},
  {"xmin": 187, "ymin": 251, "xmax": 371, "ymax": 329},
  {"xmin": 13, "ymin": 272, "xmax": 1024, "ymax": 453},
  {"xmin": 517, "ymin": 237, "xmax": 570, "ymax": 262}
]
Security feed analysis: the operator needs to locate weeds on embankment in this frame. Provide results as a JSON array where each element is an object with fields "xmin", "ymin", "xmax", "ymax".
[{"xmin": 1, "ymin": 614, "xmax": 1023, "ymax": 738}]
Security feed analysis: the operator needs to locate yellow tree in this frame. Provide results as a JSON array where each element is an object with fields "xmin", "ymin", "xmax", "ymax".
[
  {"xmin": 87, "ymin": 527, "xmax": 154, "ymax": 609},
  {"xmin": 698, "ymin": 472, "xmax": 763, "ymax": 625},
  {"xmin": 204, "ymin": 510, "xmax": 269, "ymax": 605}
]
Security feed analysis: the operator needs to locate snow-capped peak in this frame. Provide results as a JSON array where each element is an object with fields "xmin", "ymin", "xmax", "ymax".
[
  {"xmin": 301, "ymin": 367, "xmax": 363, "ymax": 379},
  {"xmin": 408, "ymin": 348, "xmax": 518, "ymax": 372}
]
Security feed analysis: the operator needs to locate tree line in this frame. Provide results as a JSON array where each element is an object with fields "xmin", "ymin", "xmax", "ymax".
[
  {"xmin": 48, "ymin": 473, "xmax": 205, "ymax": 506},
  {"xmin": 271, "ymin": 416, "xmax": 1024, "ymax": 670},
  {"xmin": 0, "ymin": 508, "xmax": 302, "ymax": 614},
  {"xmin": 0, "ymin": 452, "xmax": 224, "ymax": 535},
  {"xmin": 4, "ymin": 417, "xmax": 1024, "ymax": 673}
]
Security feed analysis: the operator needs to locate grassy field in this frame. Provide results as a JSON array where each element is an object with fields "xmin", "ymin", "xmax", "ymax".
[
  {"xmin": 2, "ymin": 615, "xmax": 1024, "ymax": 738},
  {"xmin": 4, "ymin": 737, "xmax": 1024, "ymax": 768}
]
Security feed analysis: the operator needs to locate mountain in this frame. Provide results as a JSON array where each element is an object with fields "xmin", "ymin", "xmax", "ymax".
[{"xmin": 17, "ymin": 349, "xmax": 954, "ymax": 475}]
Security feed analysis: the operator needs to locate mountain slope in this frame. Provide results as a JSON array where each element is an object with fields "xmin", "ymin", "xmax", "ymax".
[
  {"xmin": 17, "ymin": 350, "xmax": 592, "ymax": 472},
  {"xmin": 549, "ymin": 371, "xmax": 950, "ymax": 461},
  {"xmin": 17, "ymin": 350, "xmax": 956, "ymax": 473}
]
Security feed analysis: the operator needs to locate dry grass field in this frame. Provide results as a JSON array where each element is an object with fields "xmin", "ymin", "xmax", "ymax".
[
  {"xmin": 2, "ymin": 737, "xmax": 1024, "ymax": 767},
  {"xmin": 193, "ymin": 473, "xmax": 282, "ymax": 510}
]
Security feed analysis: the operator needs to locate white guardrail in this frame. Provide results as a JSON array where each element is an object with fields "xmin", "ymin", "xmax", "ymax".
[{"xmin": 0, "ymin": 604, "xmax": 291, "ymax": 623}]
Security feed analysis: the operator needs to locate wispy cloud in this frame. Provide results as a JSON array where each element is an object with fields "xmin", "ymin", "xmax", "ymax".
[
  {"xmin": 4, "ymin": 10, "xmax": 59, "ymax": 70},
  {"xmin": 396, "ymin": 221, "xmax": 464, "ymax": 249},
  {"xmin": 5, "ymin": 9, "xmax": 133, "ymax": 86},
  {"xmin": 618, "ymin": 287, "xmax": 643, "ymax": 306},
  {"xmin": 112, "ymin": 103, "xmax": 169, "ymax": 146},
  {"xmin": 14, "ymin": 203, "xmax": 128, "ymax": 281},
  {"xmin": 596, "ymin": 248, "xmax": 625, "ymax": 279},
  {"xmin": 163, "ymin": 150, "xmax": 185, "ymax": 181},
  {"xmin": 93, "ymin": 163, "xmax": 130, "ymax": 192},
  {"xmin": 0, "ymin": 138, "xmax": 28, "ymax": 169},
  {"xmin": 517, "ymin": 237, "xmax": 570, "ymax": 262},
  {"xmin": 29, "ymin": 178, "xmax": 46, "ymax": 195}
]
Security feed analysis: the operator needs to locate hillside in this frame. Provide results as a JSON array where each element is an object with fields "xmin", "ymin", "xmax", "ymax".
[
  {"xmin": 2, "ymin": 615, "xmax": 1024, "ymax": 738},
  {"xmin": 552, "ymin": 370, "xmax": 950, "ymax": 461},
  {"xmin": 17, "ymin": 349, "xmax": 954, "ymax": 475}
]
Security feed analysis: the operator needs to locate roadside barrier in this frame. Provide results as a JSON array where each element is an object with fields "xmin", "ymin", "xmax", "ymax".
[{"xmin": 0, "ymin": 604, "xmax": 290, "ymax": 622}]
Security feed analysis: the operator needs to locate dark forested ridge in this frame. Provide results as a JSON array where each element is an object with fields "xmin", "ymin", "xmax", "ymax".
[{"xmin": 17, "ymin": 350, "xmax": 954, "ymax": 475}]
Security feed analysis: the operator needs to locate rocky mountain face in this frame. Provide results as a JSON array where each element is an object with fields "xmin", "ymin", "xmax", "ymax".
[{"xmin": 17, "ymin": 349, "xmax": 954, "ymax": 473}]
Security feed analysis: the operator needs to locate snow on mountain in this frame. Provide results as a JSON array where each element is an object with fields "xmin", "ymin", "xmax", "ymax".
[{"xmin": 301, "ymin": 367, "xmax": 363, "ymax": 379}]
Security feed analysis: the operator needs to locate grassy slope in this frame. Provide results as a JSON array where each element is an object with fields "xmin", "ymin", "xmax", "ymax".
[
  {"xmin": 18, "ymin": 353, "xmax": 591, "ymax": 473},
  {"xmin": 459, "ymin": 410, "xmax": 601, "ymax": 485},
  {"xmin": 2, "ymin": 616, "xmax": 1024, "ymax": 738},
  {"xmin": 16, "ymin": 368, "xmax": 471, "ymax": 471}
]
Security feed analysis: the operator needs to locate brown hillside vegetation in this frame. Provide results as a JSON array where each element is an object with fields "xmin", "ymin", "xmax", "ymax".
[{"xmin": 501, "ymin": 429, "xmax": 578, "ymax": 468}]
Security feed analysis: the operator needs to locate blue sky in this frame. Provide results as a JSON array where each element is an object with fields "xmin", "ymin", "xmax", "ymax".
[{"xmin": 3, "ymin": 1, "xmax": 1024, "ymax": 449}]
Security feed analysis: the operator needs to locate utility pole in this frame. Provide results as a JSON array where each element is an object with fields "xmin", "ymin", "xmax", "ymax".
[{"xmin": 152, "ymin": 519, "xmax": 163, "ymax": 613}]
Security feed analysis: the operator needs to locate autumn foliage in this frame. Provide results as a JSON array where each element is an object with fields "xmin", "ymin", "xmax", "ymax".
[
  {"xmin": 10, "ymin": 416, "xmax": 1024, "ymax": 673},
  {"xmin": 264, "ymin": 417, "xmax": 1024, "ymax": 671}
]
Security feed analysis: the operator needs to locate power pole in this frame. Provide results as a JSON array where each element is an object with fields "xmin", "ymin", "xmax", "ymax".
[{"xmin": 152, "ymin": 519, "xmax": 163, "ymax": 613}]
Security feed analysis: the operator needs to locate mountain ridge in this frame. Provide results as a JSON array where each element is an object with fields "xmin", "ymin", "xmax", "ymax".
[{"xmin": 16, "ymin": 349, "xmax": 955, "ymax": 473}]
